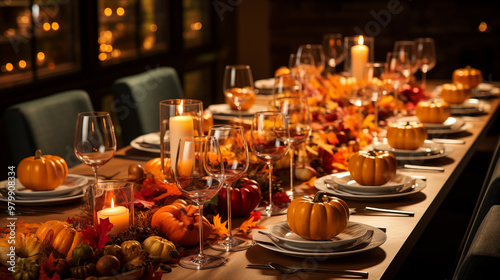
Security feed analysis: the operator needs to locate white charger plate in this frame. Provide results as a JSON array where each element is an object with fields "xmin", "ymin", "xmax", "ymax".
[
  {"xmin": 372, "ymin": 140, "xmax": 445, "ymax": 157},
  {"xmin": 1, "ymin": 174, "xmax": 87, "ymax": 199},
  {"xmin": 398, "ymin": 116, "xmax": 464, "ymax": 130},
  {"xmin": 269, "ymin": 221, "xmax": 367, "ymax": 252},
  {"xmin": 253, "ymin": 223, "xmax": 386, "ymax": 257},
  {"xmin": 331, "ymin": 173, "xmax": 412, "ymax": 194},
  {"xmin": 130, "ymin": 132, "xmax": 162, "ymax": 153},
  {"xmin": 0, "ymin": 193, "xmax": 84, "ymax": 206}
]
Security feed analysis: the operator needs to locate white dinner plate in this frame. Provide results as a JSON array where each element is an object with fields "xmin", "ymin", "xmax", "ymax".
[
  {"xmin": 433, "ymin": 83, "xmax": 500, "ymax": 99},
  {"xmin": 0, "ymin": 174, "xmax": 88, "ymax": 199},
  {"xmin": 450, "ymin": 99, "xmax": 489, "ymax": 116},
  {"xmin": 372, "ymin": 140, "xmax": 445, "ymax": 157},
  {"xmin": 315, "ymin": 172, "xmax": 426, "ymax": 201},
  {"xmin": 253, "ymin": 223, "xmax": 386, "ymax": 257},
  {"xmin": 331, "ymin": 173, "xmax": 412, "ymax": 194},
  {"xmin": 397, "ymin": 116, "xmax": 464, "ymax": 130},
  {"xmin": 130, "ymin": 132, "xmax": 162, "ymax": 153},
  {"xmin": 0, "ymin": 193, "xmax": 85, "ymax": 206},
  {"xmin": 269, "ymin": 221, "xmax": 368, "ymax": 252},
  {"xmin": 426, "ymin": 122, "xmax": 472, "ymax": 136},
  {"xmin": 207, "ymin": 104, "xmax": 269, "ymax": 117}
]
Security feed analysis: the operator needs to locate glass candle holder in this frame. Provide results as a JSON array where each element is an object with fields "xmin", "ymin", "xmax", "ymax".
[
  {"xmin": 90, "ymin": 181, "xmax": 135, "ymax": 236},
  {"xmin": 160, "ymin": 99, "xmax": 203, "ymax": 183},
  {"xmin": 344, "ymin": 36, "xmax": 374, "ymax": 81}
]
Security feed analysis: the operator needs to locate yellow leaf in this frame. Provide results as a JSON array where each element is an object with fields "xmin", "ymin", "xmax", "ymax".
[
  {"xmin": 210, "ymin": 214, "xmax": 228, "ymax": 238},
  {"xmin": 237, "ymin": 216, "xmax": 266, "ymax": 235}
]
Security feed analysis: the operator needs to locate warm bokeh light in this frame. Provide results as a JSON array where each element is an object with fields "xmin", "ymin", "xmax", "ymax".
[
  {"xmin": 116, "ymin": 7, "xmax": 125, "ymax": 16},
  {"xmin": 111, "ymin": 49, "xmax": 121, "ymax": 58},
  {"xmin": 5, "ymin": 63, "xmax": 13, "ymax": 72},
  {"xmin": 37, "ymin": 52, "xmax": 45, "ymax": 61},
  {"xmin": 43, "ymin": 22, "xmax": 51, "ymax": 31},
  {"xmin": 104, "ymin": 8, "xmax": 112, "ymax": 17},
  {"xmin": 150, "ymin": 24, "xmax": 158, "ymax": 32},
  {"xmin": 51, "ymin": 22, "xmax": 59, "ymax": 31},
  {"xmin": 48, "ymin": 62, "xmax": 55, "ymax": 69},
  {"xmin": 99, "ymin": 53, "xmax": 108, "ymax": 61},
  {"xmin": 478, "ymin": 22, "xmax": 490, "ymax": 32},
  {"xmin": 104, "ymin": 30, "xmax": 112, "ymax": 39},
  {"xmin": 190, "ymin": 22, "xmax": 202, "ymax": 31},
  {"xmin": 18, "ymin": 60, "xmax": 27, "ymax": 69},
  {"xmin": 106, "ymin": 44, "xmax": 113, "ymax": 52}
]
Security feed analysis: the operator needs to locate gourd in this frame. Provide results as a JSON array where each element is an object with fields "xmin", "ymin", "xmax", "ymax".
[
  {"xmin": 452, "ymin": 66, "xmax": 483, "ymax": 88},
  {"xmin": 441, "ymin": 83, "xmax": 471, "ymax": 104},
  {"xmin": 70, "ymin": 263, "xmax": 97, "ymax": 279},
  {"xmin": 348, "ymin": 151, "xmax": 397, "ymax": 186},
  {"xmin": 142, "ymin": 236, "xmax": 179, "ymax": 262},
  {"xmin": 287, "ymin": 192, "xmax": 350, "ymax": 240},
  {"xmin": 17, "ymin": 149, "xmax": 68, "ymax": 191},
  {"xmin": 120, "ymin": 240, "xmax": 146, "ymax": 271},
  {"xmin": 416, "ymin": 99, "xmax": 451, "ymax": 123},
  {"xmin": 12, "ymin": 258, "xmax": 40, "ymax": 280},
  {"xmin": 386, "ymin": 121, "xmax": 428, "ymax": 150},
  {"xmin": 71, "ymin": 243, "xmax": 95, "ymax": 266},
  {"xmin": 35, "ymin": 220, "xmax": 83, "ymax": 261},
  {"xmin": 151, "ymin": 201, "xmax": 213, "ymax": 246}
]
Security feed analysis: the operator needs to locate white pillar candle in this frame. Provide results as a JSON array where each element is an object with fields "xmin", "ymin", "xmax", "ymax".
[
  {"xmin": 169, "ymin": 115, "xmax": 194, "ymax": 170},
  {"xmin": 97, "ymin": 201, "xmax": 129, "ymax": 236},
  {"xmin": 351, "ymin": 36, "xmax": 369, "ymax": 81}
]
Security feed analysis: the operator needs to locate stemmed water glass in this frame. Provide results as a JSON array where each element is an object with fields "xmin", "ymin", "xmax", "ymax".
[
  {"xmin": 385, "ymin": 51, "xmax": 412, "ymax": 116},
  {"xmin": 393, "ymin": 40, "xmax": 419, "ymax": 81},
  {"xmin": 74, "ymin": 112, "xmax": 117, "ymax": 184},
  {"xmin": 272, "ymin": 97, "xmax": 311, "ymax": 199},
  {"xmin": 249, "ymin": 111, "xmax": 290, "ymax": 216},
  {"xmin": 223, "ymin": 65, "xmax": 255, "ymax": 122},
  {"xmin": 415, "ymin": 37, "xmax": 437, "ymax": 90},
  {"xmin": 297, "ymin": 44, "xmax": 325, "ymax": 75},
  {"xmin": 173, "ymin": 136, "xmax": 225, "ymax": 269},
  {"xmin": 272, "ymin": 73, "xmax": 302, "ymax": 103},
  {"xmin": 365, "ymin": 62, "xmax": 389, "ymax": 140},
  {"xmin": 322, "ymin": 33, "xmax": 344, "ymax": 74},
  {"xmin": 208, "ymin": 125, "xmax": 253, "ymax": 252}
]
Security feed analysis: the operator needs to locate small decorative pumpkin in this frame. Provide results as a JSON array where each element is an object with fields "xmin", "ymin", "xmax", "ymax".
[
  {"xmin": 35, "ymin": 220, "xmax": 83, "ymax": 261},
  {"xmin": 71, "ymin": 243, "xmax": 95, "ymax": 266},
  {"xmin": 386, "ymin": 121, "xmax": 428, "ymax": 150},
  {"xmin": 287, "ymin": 192, "xmax": 350, "ymax": 240},
  {"xmin": 151, "ymin": 202, "xmax": 213, "ymax": 246},
  {"xmin": 120, "ymin": 240, "xmax": 146, "ymax": 271},
  {"xmin": 348, "ymin": 151, "xmax": 397, "ymax": 186},
  {"xmin": 17, "ymin": 149, "xmax": 68, "ymax": 191},
  {"xmin": 416, "ymin": 99, "xmax": 451, "ymax": 123},
  {"xmin": 70, "ymin": 263, "xmax": 97, "ymax": 279},
  {"xmin": 12, "ymin": 258, "xmax": 40, "ymax": 280},
  {"xmin": 441, "ymin": 83, "xmax": 471, "ymax": 104},
  {"xmin": 142, "ymin": 236, "xmax": 179, "ymax": 262},
  {"xmin": 452, "ymin": 66, "xmax": 483, "ymax": 88}
]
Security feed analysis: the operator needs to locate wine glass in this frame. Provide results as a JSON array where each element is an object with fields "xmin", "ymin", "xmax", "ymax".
[
  {"xmin": 249, "ymin": 111, "xmax": 290, "ymax": 216},
  {"xmin": 272, "ymin": 73, "xmax": 302, "ymax": 104},
  {"xmin": 322, "ymin": 33, "xmax": 344, "ymax": 74},
  {"xmin": 385, "ymin": 51, "xmax": 412, "ymax": 116},
  {"xmin": 415, "ymin": 37, "xmax": 437, "ymax": 90},
  {"xmin": 297, "ymin": 44, "xmax": 325, "ymax": 75},
  {"xmin": 365, "ymin": 62, "xmax": 389, "ymax": 140},
  {"xmin": 208, "ymin": 125, "xmax": 253, "ymax": 252},
  {"xmin": 173, "ymin": 136, "xmax": 225, "ymax": 269},
  {"xmin": 272, "ymin": 97, "xmax": 311, "ymax": 200},
  {"xmin": 74, "ymin": 111, "xmax": 117, "ymax": 184},
  {"xmin": 223, "ymin": 65, "xmax": 255, "ymax": 122},
  {"xmin": 290, "ymin": 52, "xmax": 315, "ymax": 80},
  {"xmin": 393, "ymin": 40, "xmax": 419, "ymax": 80}
]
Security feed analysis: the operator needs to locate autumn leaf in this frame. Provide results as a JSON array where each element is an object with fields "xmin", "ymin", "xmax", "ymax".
[
  {"xmin": 304, "ymin": 176, "xmax": 317, "ymax": 188},
  {"xmin": 39, "ymin": 253, "xmax": 61, "ymax": 280},
  {"xmin": 81, "ymin": 218, "xmax": 113, "ymax": 250},
  {"xmin": 237, "ymin": 216, "xmax": 266, "ymax": 235},
  {"xmin": 210, "ymin": 214, "xmax": 228, "ymax": 238},
  {"xmin": 143, "ymin": 265, "xmax": 163, "ymax": 280},
  {"xmin": 249, "ymin": 211, "xmax": 261, "ymax": 221}
]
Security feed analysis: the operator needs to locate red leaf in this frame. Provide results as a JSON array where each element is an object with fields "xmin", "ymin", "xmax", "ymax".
[
  {"xmin": 95, "ymin": 218, "xmax": 113, "ymax": 250},
  {"xmin": 66, "ymin": 217, "xmax": 74, "ymax": 224},
  {"xmin": 143, "ymin": 265, "xmax": 163, "ymax": 280},
  {"xmin": 250, "ymin": 211, "xmax": 261, "ymax": 221},
  {"xmin": 39, "ymin": 253, "xmax": 61, "ymax": 280},
  {"xmin": 134, "ymin": 197, "xmax": 156, "ymax": 209},
  {"xmin": 0, "ymin": 266, "xmax": 13, "ymax": 280},
  {"xmin": 81, "ymin": 226, "xmax": 98, "ymax": 249}
]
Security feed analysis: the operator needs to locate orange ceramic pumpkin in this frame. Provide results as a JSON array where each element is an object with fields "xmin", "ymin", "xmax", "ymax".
[
  {"xmin": 287, "ymin": 192, "xmax": 349, "ymax": 240},
  {"xmin": 17, "ymin": 149, "xmax": 68, "ymax": 191},
  {"xmin": 348, "ymin": 151, "xmax": 397, "ymax": 186},
  {"xmin": 151, "ymin": 200, "xmax": 212, "ymax": 246},
  {"xmin": 452, "ymin": 66, "xmax": 483, "ymax": 88},
  {"xmin": 416, "ymin": 99, "xmax": 451, "ymax": 123},
  {"xmin": 386, "ymin": 121, "xmax": 428, "ymax": 150},
  {"xmin": 441, "ymin": 83, "xmax": 471, "ymax": 104},
  {"xmin": 35, "ymin": 220, "xmax": 83, "ymax": 261}
]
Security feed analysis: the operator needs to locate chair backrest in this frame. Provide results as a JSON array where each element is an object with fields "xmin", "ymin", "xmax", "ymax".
[
  {"xmin": 4, "ymin": 90, "xmax": 94, "ymax": 167},
  {"xmin": 112, "ymin": 67, "xmax": 183, "ymax": 144},
  {"xmin": 454, "ymin": 136, "xmax": 500, "ymax": 278}
]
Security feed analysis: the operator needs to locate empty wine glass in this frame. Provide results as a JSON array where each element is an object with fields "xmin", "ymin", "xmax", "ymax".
[
  {"xmin": 250, "ymin": 111, "xmax": 290, "ymax": 216},
  {"xmin": 223, "ymin": 65, "xmax": 255, "ymax": 122},
  {"xmin": 415, "ymin": 37, "xmax": 437, "ymax": 90},
  {"xmin": 74, "ymin": 112, "xmax": 117, "ymax": 184},
  {"xmin": 272, "ymin": 73, "xmax": 302, "ymax": 104},
  {"xmin": 385, "ymin": 51, "xmax": 412, "ymax": 116},
  {"xmin": 290, "ymin": 52, "xmax": 315, "ymax": 80},
  {"xmin": 297, "ymin": 44, "xmax": 325, "ymax": 75},
  {"xmin": 365, "ymin": 62, "xmax": 389, "ymax": 140},
  {"xmin": 272, "ymin": 97, "xmax": 311, "ymax": 199},
  {"xmin": 323, "ymin": 33, "xmax": 344, "ymax": 74},
  {"xmin": 209, "ymin": 125, "xmax": 253, "ymax": 252},
  {"xmin": 393, "ymin": 40, "xmax": 419, "ymax": 79},
  {"xmin": 173, "ymin": 136, "xmax": 225, "ymax": 269}
]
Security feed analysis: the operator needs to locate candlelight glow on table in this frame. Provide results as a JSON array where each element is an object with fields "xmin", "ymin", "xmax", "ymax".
[
  {"xmin": 351, "ymin": 35, "xmax": 369, "ymax": 81},
  {"xmin": 97, "ymin": 198, "xmax": 130, "ymax": 236}
]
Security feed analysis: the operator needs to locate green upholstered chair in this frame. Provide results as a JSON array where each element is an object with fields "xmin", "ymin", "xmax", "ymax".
[
  {"xmin": 112, "ymin": 67, "xmax": 184, "ymax": 144},
  {"xmin": 4, "ymin": 90, "xmax": 94, "ymax": 167}
]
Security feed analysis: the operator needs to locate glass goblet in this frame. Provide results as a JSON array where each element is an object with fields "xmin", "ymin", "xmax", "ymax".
[
  {"xmin": 74, "ymin": 111, "xmax": 116, "ymax": 184},
  {"xmin": 297, "ymin": 44, "xmax": 325, "ymax": 75},
  {"xmin": 322, "ymin": 33, "xmax": 344, "ymax": 74},
  {"xmin": 173, "ymin": 136, "xmax": 225, "ymax": 269},
  {"xmin": 415, "ymin": 37, "xmax": 437, "ymax": 90},
  {"xmin": 208, "ymin": 125, "xmax": 253, "ymax": 252},
  {"xmin": 385, "ymin": 51, "xmax": 412, "ymax": 116},
  {"xmin": 272, "ymin": 73, "xmax": 302, "ymax": 104},
  {"xmin": 393, "ymin": 40, "xmax": 419, "ymax": 80},
  {"xmin": 223, "ymin": 65, "xmax": 255, "ymax": 122},
  {"xmin": 250, "ymin": 111, "xmax": 290, "ymax": 216}
]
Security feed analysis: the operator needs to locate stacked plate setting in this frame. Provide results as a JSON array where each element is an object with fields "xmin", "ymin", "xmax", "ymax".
[
  {"xmin": 0, "ymin": 174, "xmax": 88, "ymax": 206},
  {"xmin": 371, "ymin": 139, "xmax": 448, "ymax": 161}
]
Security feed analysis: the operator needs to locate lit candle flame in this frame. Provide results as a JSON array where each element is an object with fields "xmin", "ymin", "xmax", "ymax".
[
  {"xmin": 358, "ymin": 35, "xmax": 364, "ymax": 45},
  {"xmin": 110, "ymin": 198, "xmax": 114, "ymax": 208},
  {"xmin": 178, "ymin": 100, "xmax": 184, "ymax": 115}
]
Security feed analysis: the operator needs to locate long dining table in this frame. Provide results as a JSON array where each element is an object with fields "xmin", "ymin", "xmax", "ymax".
[{"xmin": 2, "ymin": 80, "xmax": 500, "ymax": 279}]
